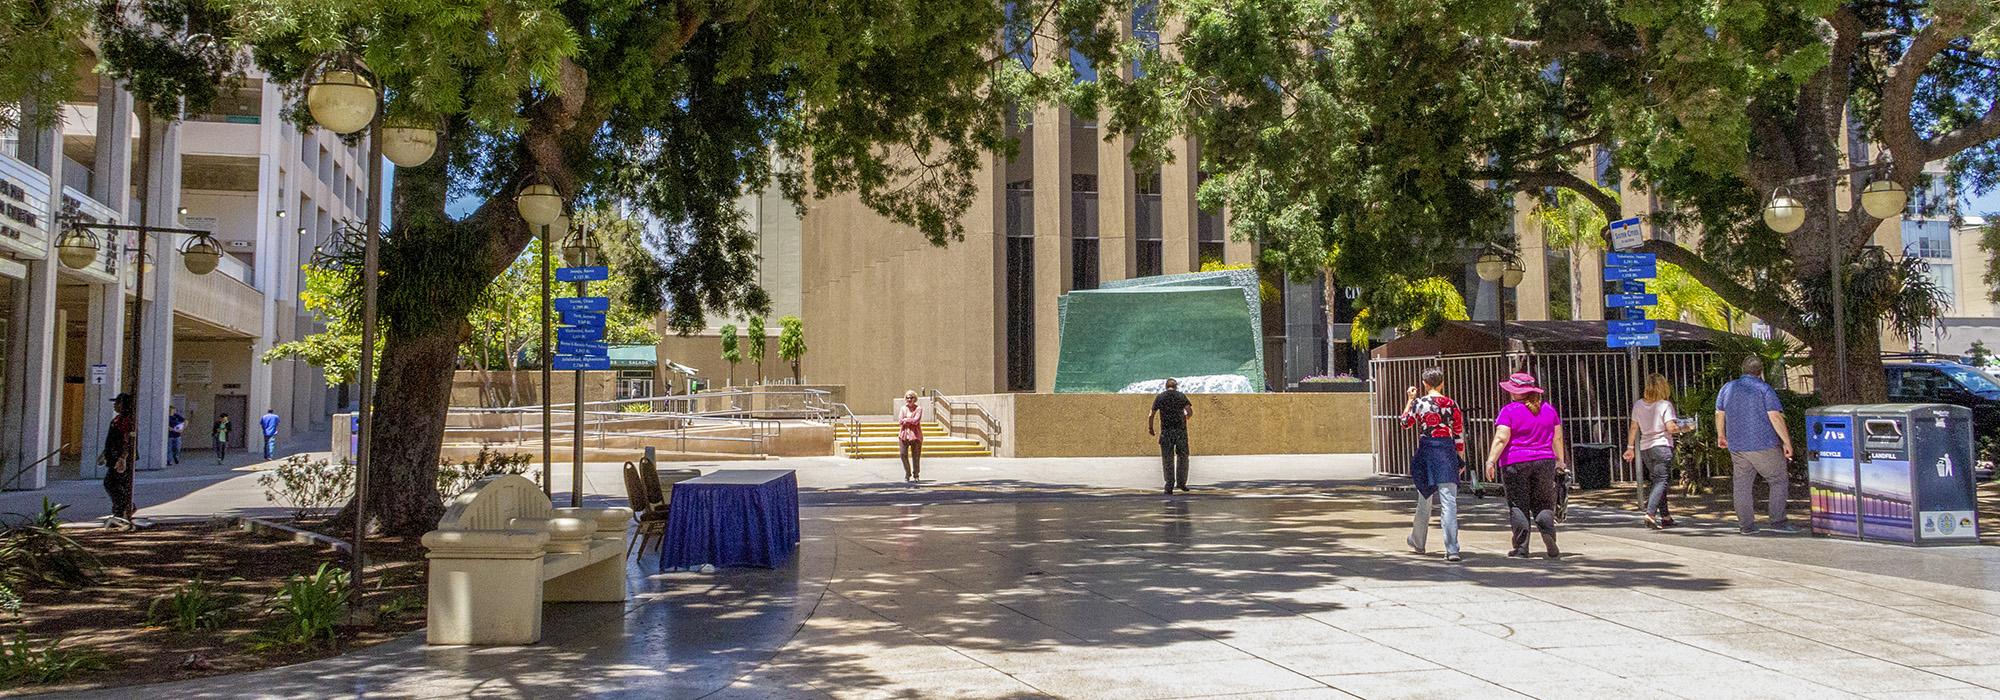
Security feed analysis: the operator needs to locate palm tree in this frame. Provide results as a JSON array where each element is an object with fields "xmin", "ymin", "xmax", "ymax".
[
  {"xmin": 1649, "ymin": 262, "xmax": 1736, "ymax": 331},
  {"xmin": 1532, "ymin": 186, "xmax": 1613, "ymax": 321}
]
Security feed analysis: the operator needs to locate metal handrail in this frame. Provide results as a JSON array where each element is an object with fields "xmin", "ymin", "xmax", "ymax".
[
  {"xmin": 921, "ymin": 389, "xmax": 1003, "ymax": 445},
  {"xmin": 822, "ymin": 401, "xmax": 863, "ymax": 454},
  {"xmin": 2, "ymin": 443, "xmax": 70, "ymax": 491}
]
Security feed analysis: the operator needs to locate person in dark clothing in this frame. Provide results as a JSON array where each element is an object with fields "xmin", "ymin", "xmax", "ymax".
[
  {"xmin": 1147, "ymin": 378, "xmax": 1195, "ymax": 495},
  {"xmin": 102, "ymin": 393, "xmax": 137, "ymax": 523},
  {"xmin": 166, "ymin": 408, "xmax": 185, "ymax": 466},
  {"xmin": 212, "ymin": 413, "xmax": 231, "ymax": 464}
]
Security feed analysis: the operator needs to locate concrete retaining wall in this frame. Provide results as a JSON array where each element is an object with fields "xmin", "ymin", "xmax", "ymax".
[{"xmin": 950, "ymin": 392, "xmax": 1370, "ymax": 458}]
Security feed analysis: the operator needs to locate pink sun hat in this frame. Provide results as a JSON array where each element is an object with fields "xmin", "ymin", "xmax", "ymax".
[{"xmin": 1498, "ymin": 372, "xmax": 1545, "ymax": 395}]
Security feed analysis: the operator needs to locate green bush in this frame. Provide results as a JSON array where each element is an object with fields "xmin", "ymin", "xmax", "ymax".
[
  {"xmin": 256, "ymin": 456, "xmax": 354, "ymax": 521},
  {"xmin": 0, "ymin": 634, "xmax": 106, "ymax": 685},
  {"xmin": 147, "ymin": 577, "xmax": 241, "ymax": 633},
  {"xmin": 0, "ymin": 500, "xmax": 101, "ymax": 608},
  {"xmin": 1678, "ymin": 337, "xmax": 1820, "ymax": 483},
  {"xmin": 436, "ymin": 446, "xmax": 538, "ymax": 499},
  {"xmin": 256, "ymin": 563, "xmax": 347, "ymax": 650}
]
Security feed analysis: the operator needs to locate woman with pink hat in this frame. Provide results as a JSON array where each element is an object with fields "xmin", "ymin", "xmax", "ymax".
[{"xmin": 1483, "ymin": 371, "xmax": 1568, "ymax": 558}]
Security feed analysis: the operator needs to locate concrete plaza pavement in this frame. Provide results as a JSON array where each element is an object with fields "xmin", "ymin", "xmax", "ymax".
[
  {"xmin": 4, "ymin": 451, "xmax": 1376, "ymax": 524},
  {"xmin": 34, "ymin": 460, "xmax": 2000, "ymax": 699}
]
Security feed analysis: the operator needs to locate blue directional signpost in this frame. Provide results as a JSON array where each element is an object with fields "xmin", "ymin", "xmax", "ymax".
[
  {"xmin": 1604, "ymin": 222, "xmax": 1657, "ymax": 467},
  {"xmin": 556, "ymin": 260, "xmax": 610, "ymax": 500}
]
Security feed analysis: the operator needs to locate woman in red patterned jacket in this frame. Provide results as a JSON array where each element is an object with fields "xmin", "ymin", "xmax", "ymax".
[{"xmin": 1400, "ymin": 367, "xmax": 1464, "ymax": 562}]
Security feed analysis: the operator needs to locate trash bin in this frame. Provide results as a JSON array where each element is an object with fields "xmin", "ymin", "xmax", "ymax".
[
  {"xmin": 1807, "ymin": 404, "xmax": 1980, "ymax": 545},
  {"xmin": 1571, "ymin": 443, "xmax": 1614, "ymax": 490}
]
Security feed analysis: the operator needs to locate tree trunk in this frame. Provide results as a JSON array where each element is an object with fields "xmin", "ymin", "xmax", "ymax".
[
  {"xmin": 792, "ymin": 361, "xmax": 801, "ymax": 385},
  {"xmin": 1567, "ymin": 243, "xmax": 1583, "ymax": 321},
  {"xmin": 1322, "ymin": 266, "xmax": 1341, "ymax": 375},
  {"xmin": 331, "ymin": 324, "xmax": 460, "ymax": 537},
  {"xmin": 1807, "ymin": 324, "xmax": 1887, "ymax": 406}
]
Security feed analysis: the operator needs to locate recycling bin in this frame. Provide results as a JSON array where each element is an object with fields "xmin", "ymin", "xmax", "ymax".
[{"xmin": 1807, "ymin": 404, "xmax": 1979, "ymax": 545}]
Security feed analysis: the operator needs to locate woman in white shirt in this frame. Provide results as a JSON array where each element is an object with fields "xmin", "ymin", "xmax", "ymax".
[{"xmin": 1625, "ymin": 373, "xmax": 1689, "ymax": 530}]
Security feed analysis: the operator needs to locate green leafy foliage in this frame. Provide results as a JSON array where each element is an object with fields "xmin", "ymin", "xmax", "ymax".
[
  {"xmin": 1069, "ymin": 0, "xmax": 1998, "ymax": 401},
  {"xmin": 0, "ymin": 634, "xmax": 106, "ymax": 685},
  {"xmin": 254, "ymin": 563, "xmax": 347, "ymax": 650},
  {"xmin": 719, "ymin": 324, "xmax": 740, "ymax": 386},
  {"xmin": 0, "ymin": 500, "xmax": 101, "ymax": 604},
  {"xmin": 435, "ymin": 447, "xmax": 536, "ymax": 500},
  {"xmin": 147, "ymin": 577, "xmax": 242, "ymax": 633},
  {"xmin": 0, "ymin": 0, "xmax": 91, "ymax": 132},
  {"xmin": 256, "ymin": 456, "xmax": 354, "ymax": 521},
  {"xmin": 262, "ymin": 244, "xmax": 374, "ymax": 387},
  {"xmin": 778, "ymin": 315, "xmax": 807, "ymax": 384}
]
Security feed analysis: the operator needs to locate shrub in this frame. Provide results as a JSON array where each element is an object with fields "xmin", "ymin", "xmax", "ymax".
[
  {"xmin": 0, "ymin": 500, "xmax": 102, "ymax": 607},
  {"xmin": 376, "ymin": 592, "xmax": 423, "ymax": 620},
  {"xmin": 147, "ymin": 577, "xmax": 241, "ymax": 633},
  {"xmin": 257, "ymin": 563, "xmax": 347, "ymax": 649},
  {"xmin": 1298, "ymin": 374, "xmax": 1362, "ymax": 383},
  {"xmin": 0, "ymin": 634, "xmax": 107, "ymax": 685},
  {"xmin": 436, "ymin": 446, "xmax": 538, "ymax": 499},
  {"xmin": 257, "ymin": 456, "xmax": 354, "ymax": 521}
]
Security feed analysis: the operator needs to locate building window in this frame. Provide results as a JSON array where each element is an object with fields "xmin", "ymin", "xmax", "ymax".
[
  {"xmin": 1902, "ymin": 219, "xmax": 1952, "ymax": 260},
  {"xmin": 1137, "ymin": 172, "xmax": 1162, "ymax": 277},
  {"xmin": 1071, "ymin": 173, "xmax": 1099, "ymax": 290},
  {"xmin": 1006, "ymin": 181, "xmax": 1035, "ymax": 391},
  {"xmin": 1921, "ymin": 262, "xmax": 1956, "ymax": 313},
  {"xmin": 1133, "ymin": 1, "xmax": 1160, "ymax": 78},
  {"xmin": 1196, "ymin": 171, "xmax": 1224, "ymax": 265}
]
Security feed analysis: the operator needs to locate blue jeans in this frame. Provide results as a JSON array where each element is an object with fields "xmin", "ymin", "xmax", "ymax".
[
  {"xmin": 263, "ymin": 435, "xmax": 276, "ymax": 459},
  {"xmin": 167, "ymin": 436, "xmax": 180, "ymax": 465},
  {"xmin": 1410, "ymin": 487, "xmax": 1460, "ymax": 555}
]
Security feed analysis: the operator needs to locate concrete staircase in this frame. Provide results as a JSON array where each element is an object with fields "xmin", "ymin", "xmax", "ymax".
[{"xmin": 840, "ymin": 422, "xmax": 991, "ymax": 459}]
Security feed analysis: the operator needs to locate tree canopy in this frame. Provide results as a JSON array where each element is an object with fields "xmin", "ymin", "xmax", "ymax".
[{"xmin": 1055, "ymin": 0, "xmax": 1998, "ymax": 402}]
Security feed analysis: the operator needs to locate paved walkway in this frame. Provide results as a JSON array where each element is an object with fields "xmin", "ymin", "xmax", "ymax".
[{"xmin": 43, "ymin": 482, "xmax": 2000, "ymax": 699}]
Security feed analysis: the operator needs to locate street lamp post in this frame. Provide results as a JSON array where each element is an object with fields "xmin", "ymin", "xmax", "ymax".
[
  {"xmin": 514, "ymin": 183, "xmax": 564, "ymax": 499},
  {"xmin": 1761, "ymin": 163, "xmax": 1906, "ymax": 400},
  {"xmin": 1475, "ymin": 250, "xmax": 1526, "ymax": 372},
  {"xmin": 305, "ymin": 58, "xmax": 438, "ymax": 609},
  {"xmin": 56, "ymin": 211, "xmax": 222, "ymax": 482}
]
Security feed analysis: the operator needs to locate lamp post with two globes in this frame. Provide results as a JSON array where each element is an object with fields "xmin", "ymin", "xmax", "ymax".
[
  {"xmin": 56, "ymin": 205, "xmax": 222, "ymax": 464},
  {"xmin": 1760, "ymin": 164, "xmax": 1907, "ymax": 400},
  {"xmin": 304, "ymin": 57, "xmax": 439, "ymax": 605}
]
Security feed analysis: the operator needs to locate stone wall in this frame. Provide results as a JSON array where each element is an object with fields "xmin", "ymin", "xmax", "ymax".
[{"xmin": 950, "ymin": 392, "xmax": 1370, "ymax": 458}]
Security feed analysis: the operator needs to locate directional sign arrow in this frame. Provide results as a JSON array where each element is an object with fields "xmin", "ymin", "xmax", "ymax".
[
  {"xmin": 555, "ymin": 265, "xmax": 609, "ymax": 283},
  {"xmin": 1607, "ymin": 332, "xmax": 1662, "ymax": 348},
  {"xmin": 552, "ymin": 356, "xmax": 611, "ymax": 372},
  {"xmin": 553, "ymin": 296, "xmax": 610, "ymax": 313},
  {"xmin": 1609, "ymin": 319, "xmax": 1657, "ymax": 335}
]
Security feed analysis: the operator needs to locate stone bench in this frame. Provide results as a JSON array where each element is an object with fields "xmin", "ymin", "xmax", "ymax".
[{"xmin": 421, "ymin": 474, "xmax": 632, "ymax": 645}]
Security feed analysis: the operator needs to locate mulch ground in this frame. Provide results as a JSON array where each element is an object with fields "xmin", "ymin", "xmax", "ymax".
[
  {"xmin": 2, "ymin": 520, "xmax": 426, "ymax": 696},
  {"xmin": 1568, "ymin": 474, "xmax": 2000, "ymax": 545}
]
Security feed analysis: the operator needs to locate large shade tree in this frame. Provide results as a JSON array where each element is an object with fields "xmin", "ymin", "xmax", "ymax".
[
  {"xmin": 1063, "ymin": 0, "xmax": 1995, "ymax": 403},
  {"xmin": 76, "ymin": 0, "xmax": 1015, "ymax": 536}
]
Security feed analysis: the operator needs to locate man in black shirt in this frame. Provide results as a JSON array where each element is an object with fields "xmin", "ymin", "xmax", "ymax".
[
  {"xmin": 1148, "ymin": 378, "xmax": 1195, "ymax": 494},
  {"xmin": 102, "ymin": 393, "xmax": 137, "ymax": 525}
]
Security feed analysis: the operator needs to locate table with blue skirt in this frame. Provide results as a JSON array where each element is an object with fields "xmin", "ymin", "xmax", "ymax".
[{"xmin": 659, "ymin": 469, "xmax": 801, "ymax": 570}]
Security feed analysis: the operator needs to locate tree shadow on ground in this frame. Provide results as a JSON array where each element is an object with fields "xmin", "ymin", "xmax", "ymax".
[{"xmin": 83, "ymin": 488, "xmax": 1746, "ymax": 699}]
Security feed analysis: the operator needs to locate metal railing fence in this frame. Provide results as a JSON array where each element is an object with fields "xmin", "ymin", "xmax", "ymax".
[{"xmin": 1372, "ymin": 350, "xmax": 1725, "ymax": 483}]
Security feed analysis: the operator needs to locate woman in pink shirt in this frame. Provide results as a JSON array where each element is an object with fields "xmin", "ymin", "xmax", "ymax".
[
  {"xmin": 1483, "ymin": 372, "xmax": 1568, "ymax": 559},
  {"xmin": 897, "ymin": 391, "xmax": 925, "ymax": 482}
]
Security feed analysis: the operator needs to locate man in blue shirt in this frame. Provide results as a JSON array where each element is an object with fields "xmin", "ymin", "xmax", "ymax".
[
  {"xmin": 1715, "ymin": 357, "xmax": 1797, "ymax": 534},
  {"xmin": 260, "ymin": 409, "xmax": 281, "ymax": 460}
]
